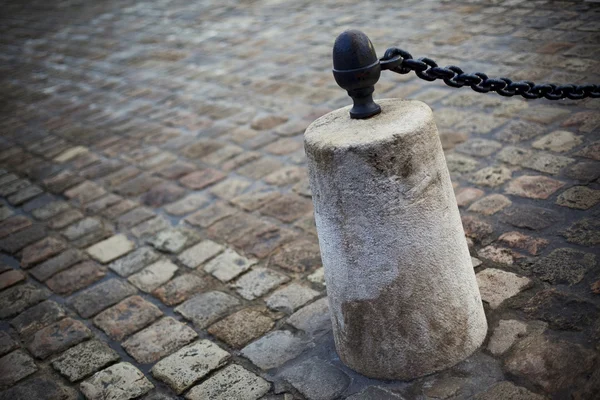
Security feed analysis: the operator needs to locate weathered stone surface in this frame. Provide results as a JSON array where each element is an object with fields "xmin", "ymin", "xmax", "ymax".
[
  {"xmin": 185, "ymin": 364, "xmax": 270, "ymax": 400},
  {"xmin": 531, "ymin": 130, "xmax": 582, "ymax": 152},
  {"xmin": 505, "ymin": 175, "xmax": 564, "ymax": 199},
  {"xmin": 241, "ymin": 330, "xmax": 310, "ymax": 370},
  {"xmin": 564, "ymin": 161, "xmax": 600, "ymax": 182},
  {"xmin": 271, "ymin": 239, "xmax": 322, "ymax": 273},
  {"xmin": 556, "ymin": 186, "xmax": 600, "ymax": 210},
  {"xmin": 287, "ymin": 297, "xmax": 331, "ymax": 337},
  {"xmin": 0, "ymin": 350, "xmax": 38, "ymax": 387},
  {"xmin": 153, "ymin": 273, "xmax": 213, "ymax": 306},
  {"xmin": 266, "ymin": 283, "xmax": 320, "ymax": 313},
  {"xmin": 20, "ymin": 236, "xmax": 68, "ymax": 268},
  {"xmin": 51, "ymin": 340, "xmax": 119, "ymax": 382},
  {"xmin": 151, "ymin": 340, "xmax": 230, "ymax": 394},
  {"xmin": 529, "ymin": 248, "xmax": 596, "ymax": 285},
  {"xmin": 0, "ymin": 215, "xmax": 31, "ymax": 238},
  {"xmin": 468, "ymin": 194, "xmax": 511, "ymax": 215},
  {"xmin": 68, "ymin": 278, "xmax": 137, "ymax": 318},
  {"xmin": 62, "ymin": 217, "xmax": 103, "ymax": 241},
  {"xmin": 122, "ymin": 317, "xmax": 197, "ymax": 364},
  {"xmin": 476, "ymin": 269, "xmax": 531, "ymax": 309},
  {"xmin": 462, "ymin": 215, "xmax": 493, "ymax": 242},
  {"xmin": 175, "ymin": 291, "xmax": 240, "ymax": 329},
  {"xmin": 474, "ymin": 382, "xmax": 545, "ymax": 400},
  {"xmin": 86, "ymin": 234, "xmax": 135, "ymax": 263},
  {"xmin": 108, "ymin": 246, "xmax": 160, "ymax": 277},
  {"xmin": 0, "ymin": 283, "xmax": 50, "ymax": 319},
  {"xmin": 80, "ymin": 362, "xmax": 153, "ymax": 400},
  {"xmin": 30, "ymin": 249, "xmax": 87, "ymax": 281},
  {"xmin": 164, "ymin": 193, "xmax": 210, "ymax": 216},
  {"xmin": 26, "ymin": 317, "xmax": 92, "ymax": 359},
  {"xmin": 456, "ymin": 138, "xmax": 502, "ymax": 157},
  {"xmin": 93, "ymin": 295, "xmax": 163, "ymax": 341},
  {"xmin": 259, "ymin": 194, "xmax": 312, "ymax": 223},
  {"xmin": 524, "ymin": 289, "xmax": 598, "ymax": 331},
  {"xmin": 279, "ymin": 357, "xmax": 350, "ymax": 400},
  {"xmin": 498, "ymin": 231, "xmax": 548, "ymax": 255},
  {"xmin": 10, "ymin": 300, "xmax": 66, "ymax": 337},
  {"xmin": 563, "ymin": 218, "xmax": 600, "ymax": 247},
  {"xmin": 128, "ymin": 259, "xmax": 178, "ymax": 292},
  {"xmin": 180, "ymin": 169, "xmax": 226, "ymax": 190},
  {"xmin": 185, "ymin": 203, "xmax": 236, "ymax": 228},
  {"xmin": 31, "ymin": 200, "xmax": 70, "ymax": 221},
  {"xmin": 204, "ymin": 248, "xmax": 256, "ymax": 282},
  {"xmin": 0, "ymin": 331, "xmax": 18, "ymax": 356},
  {"xmin": 455, "ymin": 187, "xmax": 484, "ymax": 207},
  {"xmin": 178, "ymin": 239, "xmax": 224, "ymax": 268},
  {"xmin": 346, "ymin": 386, "xmax": 405, "ymax": 400},
  {"xmin": 0, "ymin": 269, "xmax": 25, "ymax": 290},
  {"xmin": 147, "ymin": 227, "xmax": 199, "ymax": 254},
  {"xmin": 501, "ymin": 206, "xmax": 561, "ymax": 230},
  {"xmin": 487, "ymin": 319, "xmax": 527, "ymax": 355},
  {"xmin": 46, "ymin": 260, "xmax": 107, "ymax": 295},
  {"xmin": 504, "ymin": 334, "xmax": 596, "ymax": 393},
  {"xmin": 234, "ymin": 267, "xmax": 289, "ymax": 300},
  {"xmin": 0, "ymin": 375, "xmax": 76, "ymax": 400},
  {"xmin": 470, "ymin": 166, "xmax": 512, "ymax": 187},
  {"xmin": 47, "ymin": 209, "xmax": 84, "ymax": 230},
  {"xmin": 208, "ymin": 308, "xmax": 274, "ymax": 348},
  {"xmin": 0, "ymin": 224, "xmax": 47, "ymax": 253}
]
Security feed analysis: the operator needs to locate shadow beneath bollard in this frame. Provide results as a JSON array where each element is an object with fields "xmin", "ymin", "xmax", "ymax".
[{"xmin": 268, "ymin": 326, "xmax": 505, "ymax": 399}]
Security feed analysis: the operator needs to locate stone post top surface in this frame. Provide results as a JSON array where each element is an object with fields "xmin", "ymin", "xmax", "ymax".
[{"xmin": 305, "ymin": 99, "xmax": 432, "ymax": 149}]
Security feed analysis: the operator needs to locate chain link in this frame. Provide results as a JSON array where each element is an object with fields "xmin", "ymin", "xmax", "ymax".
[{"xmin": 380, "ymin": 47, "xmax": 600, "ymax": 100}]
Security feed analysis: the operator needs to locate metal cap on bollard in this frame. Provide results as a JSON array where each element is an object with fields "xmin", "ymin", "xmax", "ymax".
[{"xmin": 332, "ymin": 30, "xmax": 382, "ymax": 119}]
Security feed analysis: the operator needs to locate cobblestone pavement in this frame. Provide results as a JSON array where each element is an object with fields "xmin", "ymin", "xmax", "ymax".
[{"xmin": 0, "ymin": 0, "xmax": 599, "ymax": 399}]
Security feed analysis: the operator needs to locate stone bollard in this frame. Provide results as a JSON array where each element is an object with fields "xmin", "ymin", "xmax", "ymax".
[{"xmin": 304, "ymin": 30, "xmax": 487, "ymax": 380}]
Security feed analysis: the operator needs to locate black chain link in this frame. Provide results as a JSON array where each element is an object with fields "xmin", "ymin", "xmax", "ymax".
[{"xmin": 380, "ymin": 48, "xmax": 600, "ymax": 100}]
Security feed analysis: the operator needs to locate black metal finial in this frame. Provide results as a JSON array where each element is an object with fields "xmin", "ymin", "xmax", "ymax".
[{"xmin": 332, "ymin": 30, "xmax": 381, "ymax": 119}]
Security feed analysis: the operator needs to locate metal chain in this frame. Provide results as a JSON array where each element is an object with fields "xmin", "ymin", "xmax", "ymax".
[{"xmin": 380, "ymin": 47, "xmax": 600, "ymax": 100}]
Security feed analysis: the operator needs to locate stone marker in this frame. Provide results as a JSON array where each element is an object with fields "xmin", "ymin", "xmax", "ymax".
[{"xmin": 304, "ymin": 98, "xmax": 487, "ymax": 380}]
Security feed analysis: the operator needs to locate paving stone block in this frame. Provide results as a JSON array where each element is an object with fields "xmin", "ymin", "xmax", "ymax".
[
  {"xmin": 470, "ymin": 166, "xmax": 512, "ymax": 187},
  {"xmin": 153, "ymin": 273, "xmax": 214, "ymax": 306},
  {"xmin": 279, "ymin": 357, "xmax": 350, "ymax": 400},
  {"xmin": 287, "ymin": 297, "xmax": 331, "ymax": 336},
  {"xmin": 64, "ymin": 181, "xmax": 106, "ymax": 206},
  {"xmin": 86, "ymin": 234, "xmax": 135, "ymax": 263},
  {"xmin": 151, "ymin": 340, "xmax": 230, "ymax": 394},
  {"xmin": 51, "ymin": 340, "xmax": 119, "ymax": 382},
  {"xmin": 0, "ymin": 269, "xmax": 25, "ymax": 291},
  {"xmin": 235, "ymin": 267, "xmax": 290, "ymax": 300},
  {"xmin": 498, "ymin": 231, "xmax": 548, "ymax": 255},
  {"xmin": 266, "ymin": 283, "xmax": 321, "ymax": 314},
  {"xmin": 180, "ymin": 168, "xmax": 226, "ymax": 190},
  {"xmin": 185, "ymin": 203, "xmax": 236, "ymax": 228},
  {"xmin": 164, "ymin": 193, "xmax": 210, "ymax": 216},
  {"xmin": 116, "ymin": 207, "xmax": 155, "ymax": 230},
  {"xmin": 531, "ymin": 130, "xmax": 582, "ymax": 152},
  {"xmin": 141, "ymin": 182, "xmax": 185, "ymax": 207},
  {"xmin": 47, "ymin": 209, "xmax": 84, "ymax": 230},
  {"xmin": 68, "ymin": 278, "xmax": 137, "ymax": 318},
  {"xmin": 20, "ymin": 236, "xmax": 68, "ymax": 268},
  {"xmin": 128, "ymin": 259, "xmax": 178, "ymax": 292},
  {"xmin": 0, "ymin": 374, "xmax": 76, "ymax": 400},
  {"xmin": 476, "ymin": 269, "xmax": 531, "ymax": 309},
  {"xmin": 26, "ymin": 317, "xmax": 92, "ymax": 359},
  {"xmin": 0, "ymin": 215, "xmax": 31, "ymax": 238},
  {"xmin": 80, "ymin": 362, "xmax": 154, "ymax": 400},
  {"xmin": 556, "ymin": 186, "xmax": 600, "ymax": 210},
  {"xmin": 185, "ymin": 364, "xmax": 270, "ymax": 400},
  {"xmin": 122, "ymin": 317, "xmax": 197, "ymax": 364},
  {"xmin": 0, "ymin": 223, "xmax": 46, "ymax": 253},
  {"xmin": 501, "ymin": 205, "xmax": 562, "ymax": 230},
  {"xmin": 130, "ymin": 215, "xmax": 171, "ymax": 238},
  {"xmin": 93, "ymin": 295, "xmax": 162, "ymax": 341},
  {"xmin": 467, "ymin": 194, "xmax": 512, "ymax": 215},
  {"xmin": 62, "ymin": 217, "xmax": 103, "ymax": 241},
  {"xmin": 29, "ymin": 248, "xmax": 87, "ymax": 281},
  {"xmin": 505, "ymin": 175, "xmax": 564, "ymax": 199},
  {"xmin": 270, "ymin": 239, "xmax": 322, "ymax": 273},
  {"xmin": 346, "ymin": 386, "xmax": 405, "ymax": 400},
  {"xmin": 529, "ymin": 248, "xmax": 596, "ymax": 285},
  {"xmin": 259, "ymin": 194, "xmax": 312, "ymax": 223},
  {"xmin": 178, "ymin": 239, "xmax": 224, "ymax": 268},
  {"xmin": 0, "ymin": 331, "xmax": 18, "ymax": 356},
  {"xmin": 109, "ymin": 246, "xmax": 160, "ymax": 277},
  {"xmin": 207, "ymin": 213, "xmax": 266, "ymax": 244},
  {"xmin": 487, "ymin": 319, "xmax": 528, "ymax": 355},
  {"xmin": 0, "ymin": 283, "xmax": 51, "ymax": 319},
  {"xmin": 474, "ymin": 381, "xmax": 545, "ymax": 400},
  {"xmin": 563, "ymin": 218, "xmax": 600, "ymax": 247},
  {"xmin": 147, "ymin": 227, "xmax": 200, "ymax": 254},
  {"xmin": 204, "ymin": 248, "xmax": 256, "ymax": 282},
  {"xmin": 10, "ymin": 300, "xmax": 66, "ymax": 337},
  {"xmin": 0, "ymin": 350, "xmax": 38, "ymax": 387},
  {"xmin": 208, "ymin": 308, "xmax": 274, "ymax": 348},
  {"xmin": 46, "ymin": 260, "xmax": 107, "ymax": 295},
  {"xmin": 175, "ymin": 291, "xmax": 240, "ymax": 329},
  {"xmin": 231, "ymin": 189, "xmax": 280, "ymax": 211},
  {"xmin": 241, "ymin": 330, "xmax": 310, "ymax": 370},
  {"xmin": 102, "ymin": 200, "xmax": 138, "ymax": 220},
  {"xmin": 8, "ymin": 185, "xmax": 43, "ymax": 205}
]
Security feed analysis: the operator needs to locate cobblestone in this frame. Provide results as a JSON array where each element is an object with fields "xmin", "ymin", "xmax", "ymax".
[
  {"xmin": 80, "ymin": 362, "xmax": 153, "ymax": 400},
  {"xmin": 151, "ymin": 340, "xmax": 230, "ymax": 394},
  {"xmin": 122, "ymin": 317, "xmax": 197, "ymax": 364},
  {"xmin": 475, "ymin": 269, "xmax": 531, "ymax": 309},
  {"xmin": 128, "ymin": 259, "xmax": 178, "ymax": 293},
  {"xmin": 51, "ymin": 340, "xmax": 120, "ymax": 382},
  {"xmin": 207, "ymin": 308, "xmax": 274, "ymax": 348},
  {"xmin": 93, "ymin": 295, "xmax": 163, "ymax": 341},
  {"xmin": 25, "ymin": 317, "xmax": 92, "ymax": 359},
  {"xmin": 175, "ymin": 291, "xmax": 240, "ymax": 329},
  {"xmin": 185, "ymin": 364, "xmax": 270, "ymax": 400},
  {"xmin": 86, "ymin": 234, "xmax": 135, "ymax": 263},
  {"xmin": 204, "ymin": 248, "xmax": 256, "ymax": 282},
  {"xmin": 0, "ymin": 350, "xmax": 38, "ymax": 387},
  {"xmin": 68, "ymin": 278, "xmax": 137, "ymax": 318},
  {"xmin": 10, "ymin": 300, "xmax": 66, "ymax": 337},
  {"xmin": 279, "ymin": 357, "xmax": 350, "ymax": 400},
  {"xmin": 241, "ymin": 330, "xmax": 310, "ymax": 370},
  {"xmin": 0, "ymin": 283, "xmax": 51, "ymax": 319}
]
